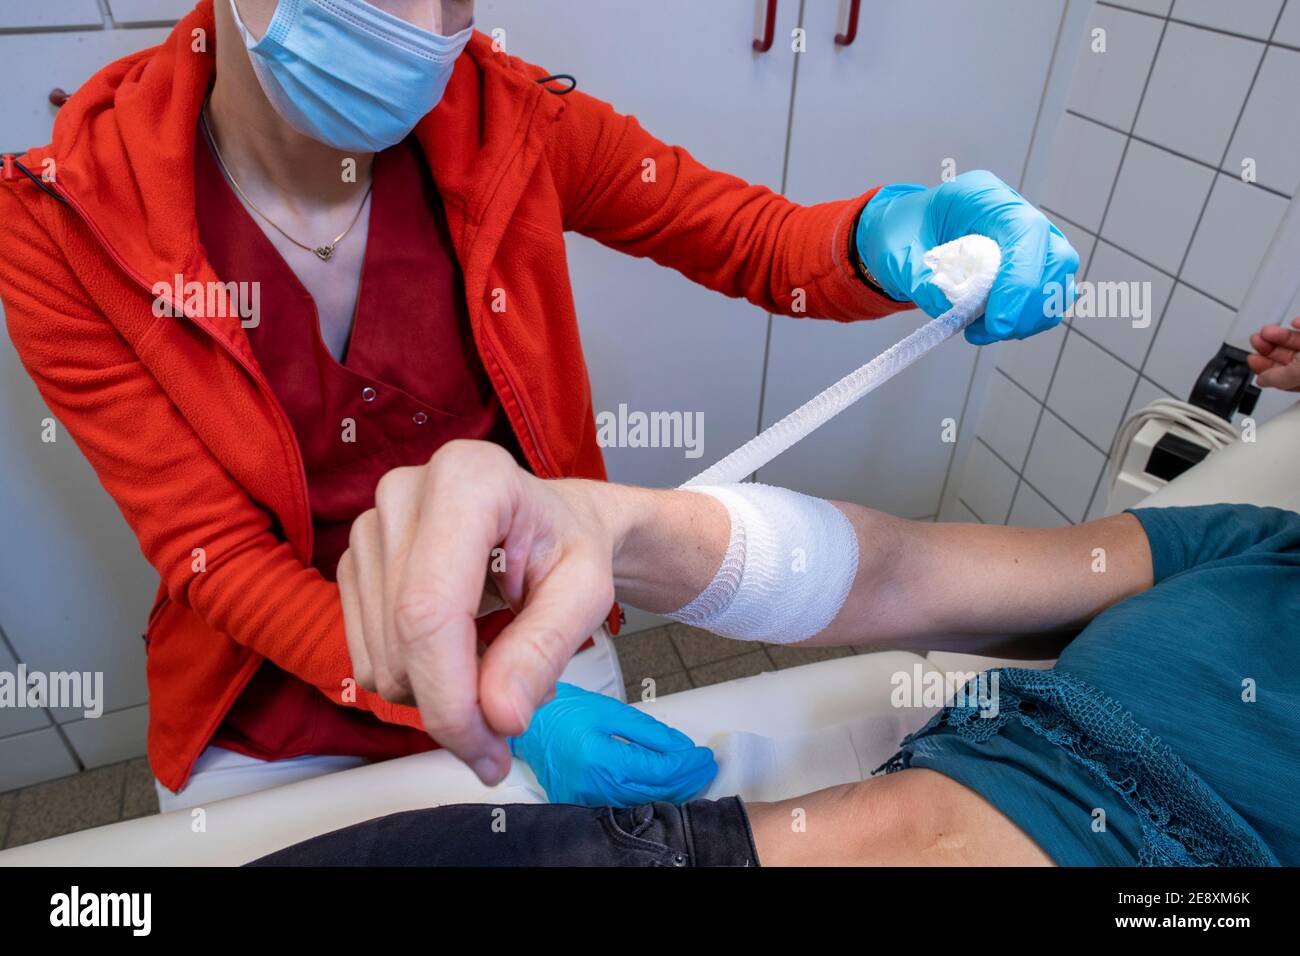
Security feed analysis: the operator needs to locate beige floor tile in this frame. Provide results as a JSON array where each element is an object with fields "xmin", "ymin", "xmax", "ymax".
[
  {"xmin": 668, "ymin": 623, "xmax": 750, "ymax": 668},
  {"xmin": 765, "ymin": 643, "xmax": 853, "ymax": 670},
  {"xmin": 624, "ymin": 670, "xmax": 693, "ymax": 704},
  {"xmin": 613, "ymin": 626, "xmax": 684, "ymax": 687},
  {"xmin": 688, "ymin": 649, "xmax": 773, "ymax": 688},
  {"xmin": 0, "ymin": 790, "xmax": 14, "ymax": 847},
  {"xmin": 4, "ymin": 763, "xmax": 125, "ymax": 849},
  {"xmin": 121, "ymin": 757, "xmax": 159, "ymax": 821}
]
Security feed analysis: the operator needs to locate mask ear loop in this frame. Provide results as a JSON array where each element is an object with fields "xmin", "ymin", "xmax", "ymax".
[{"xmin": 534, "ymin": 73, "xmax": 577, "ymax": 95}]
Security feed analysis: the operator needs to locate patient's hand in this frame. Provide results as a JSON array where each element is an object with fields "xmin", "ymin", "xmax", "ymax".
[
  {"xmin": 1248, "ymin": 318, "xmax": 1300, "ymax": 391},
  {"xmin": 510, "ymin": 683, "xmax": 716, "ymax": 806},
  {"xmin": 337, "ymin": 440, "xmax": 626, "ymax": 783}
]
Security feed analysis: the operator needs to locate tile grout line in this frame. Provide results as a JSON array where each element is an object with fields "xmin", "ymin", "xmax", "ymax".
[
  {"xmin": 1096, "ymin": 0, "xmax": 1300, "ymax": 53},
  {"xmin": 0, "ymin": 621, "xmax": 84, "ymax": 772},
  {"xmin": 1064, "ymin": 110, "xmax": 1294, "ymax": 201},
  {"xmin": 975, "ymin": 436, "xmax": 1077, "ymax": 525},
  {"xmin": 995, "ymin": 362, "xmax": 1176, "ymax": 445},
  {"xmin": 1041, "ymin": 201, "xmax": 1254, "ymax": 315}
]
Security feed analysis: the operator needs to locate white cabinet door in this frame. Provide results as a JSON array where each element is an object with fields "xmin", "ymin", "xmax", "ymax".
[
  {"xmin": 476, "ymin": 0, "xmax": 800, "ymax": 490},
  {"xmin": 759, "ymin": 0, "xmax": 1066, "ymax": 518},
  {"xmin": 0, "ymin": 28, "xmax": 172, "ymax": 154}
]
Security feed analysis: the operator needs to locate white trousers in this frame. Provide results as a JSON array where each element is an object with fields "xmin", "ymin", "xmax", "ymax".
[{"xmin": 155, "ymin": 626, "xmax": 625, "ymax": 813}]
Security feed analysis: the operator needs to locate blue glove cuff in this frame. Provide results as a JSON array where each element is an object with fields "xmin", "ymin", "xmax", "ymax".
[{"xmin": 855, "ymin": 183, "xmax": 928, "ymax": 303}]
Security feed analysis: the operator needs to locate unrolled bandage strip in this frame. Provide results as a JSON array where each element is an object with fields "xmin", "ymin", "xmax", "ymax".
[{"xmin": 667, "ymin": 235, "xmax": 1001, "ymax": 642}]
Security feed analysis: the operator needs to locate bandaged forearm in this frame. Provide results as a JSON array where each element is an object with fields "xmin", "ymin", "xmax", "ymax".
[{"xmin": 667, "ymin": 484, "xmax": 859, "ymax": 644}]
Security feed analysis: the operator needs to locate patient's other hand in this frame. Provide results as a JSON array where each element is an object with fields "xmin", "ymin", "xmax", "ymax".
[
  {"xmin": 1248, "ymin": 317, "xmax": 1300, "ymax": 391},
  {"xmin": 510, "ymin": 683, "xmax": 717, "ymax": 806},
  {"xmin": 337, "ymin": 440, "xmax": 623, "ymax": 784}
]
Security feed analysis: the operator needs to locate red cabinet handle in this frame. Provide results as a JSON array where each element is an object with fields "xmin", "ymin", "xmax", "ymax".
[
  {"xmin": 836, "ymin": 0, "xmax": 861, "ymax": 46},
  {"xmin": 754, "ymin": 0, "xmax": 778, "ymax": 52},
  {"xmin": 49, "ymin": 88, "xmax": 70, "ymax": 108}
]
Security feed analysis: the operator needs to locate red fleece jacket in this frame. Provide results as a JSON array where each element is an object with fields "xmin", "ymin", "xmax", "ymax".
[{"xmin": 0, "ymin": 1, "xmax": 908, "ymax": 790}]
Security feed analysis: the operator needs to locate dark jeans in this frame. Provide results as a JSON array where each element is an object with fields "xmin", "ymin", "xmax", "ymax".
[{"xmin": 248, "ymin": 796, "xmax": 759, "ymax": 867}]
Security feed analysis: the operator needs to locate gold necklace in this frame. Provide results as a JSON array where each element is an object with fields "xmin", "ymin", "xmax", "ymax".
[{"xmin": 199, "ymin": 104, "xmax": 373, "ymax": 262}]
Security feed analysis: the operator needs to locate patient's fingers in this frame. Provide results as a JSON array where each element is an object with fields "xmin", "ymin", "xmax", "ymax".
[
  {"xmin": 1254, "ymin": 329, "xmax": 1295, "ymax": 360},
  {"xmin": 347, "ymin": 508, "xmax": 400, "ymax": 700},
  {"xmin": 478, "ymin": 554, "xmax": 614, "ymax": 738},
  {"xmin": 336, "ymin": 549, "xmax": 373, "ymax": 691},
  {"xmin": 1247, "ymin": 351, "xmax": 1277, "ymax": 376},
  {"xmin": 374, "ymin": 466, "xmax": 426, "ymax": 703},
  {"xmin": 396, "ymin": 442, "xmax": 516, "ymax": 780},
  {"xmin": 1258, "ymin": 361, "xmax": 1300, "ymax": 391}
]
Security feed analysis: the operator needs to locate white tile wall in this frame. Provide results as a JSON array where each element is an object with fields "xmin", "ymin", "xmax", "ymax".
[
  {"xmin": 60, "ymin": 704, "xmax": 149, "ymax": 769},
  {"xmin": 1226, "ymin": 46, "xmax": 1300, "ymax": 195},
  {"xmin": 1182, "ymin": 174, "xmax": 1289, "ymax": 307},
  {"xmin": 1068, "ymin": 4, "xmax": 1164, "ymax": 129},
  {"xmin": 1145, "ymin": 283, "xmax": 1238, "ymax": 394},
  {"xmin": 949, "ymin": 0, "xmax": 1300, "ymax": 530},
  {"xmin": 1075, "ymin": 240, "xmax": 1174, "ymax": 366},
  {"xmin": 1104, "ymin": 139, "xmax": 1214, "ymax": 272},
  {"xmin": 1275, "ymin": 0, "xmax": 1300, "ymax": 45},
  {"xmin": 1039, "ymin": 114, "xmax": 1128, "ymax": 232},
  {"xmin": 1046, "ymin": 331, "xmax": 1138, "ymax": 448},
  {"xmin": 1023, "ymin": 408, "xmax": 1107, "ymax": 521},
  {"xmin": 0, "ymin": 639, "xmax": 51, "ymax": 737},
  {"xmin": 960, "ymin": 441, "xmax": 1020, "ymax": 524},
  {"xmin": 0, "ymin": 728, "xmax": 79, "ymax": 792},
  {"xmin": 1134, "ymin": 22, "xmax": 1262, "ymax": 165},
  {"xmin": 976, "ymin": 371, "xmax": 1041, "ymax": 468},
  {"xmin": 995, "ymin": 319, "xmax": 1068, "ymax": 401},
  {"xmin": 1008, "ymin": 482, "xmax": 1071, "ymax": 528}
]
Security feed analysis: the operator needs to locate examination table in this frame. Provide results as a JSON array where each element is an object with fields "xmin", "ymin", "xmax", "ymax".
[{"xmin": 2, "ymin": 402, "xmax": 1296, "ymax": 866}]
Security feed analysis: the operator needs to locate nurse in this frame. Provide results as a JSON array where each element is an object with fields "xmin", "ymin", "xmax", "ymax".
[{"xmin": 0, "ymin": 0, "xmax": 1074, "ymax": 807}]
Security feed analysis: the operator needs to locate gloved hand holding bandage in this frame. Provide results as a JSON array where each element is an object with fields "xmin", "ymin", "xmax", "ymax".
[{"xmin": 667, "ymin": 483, "xmax": 859, "ymax": 644}]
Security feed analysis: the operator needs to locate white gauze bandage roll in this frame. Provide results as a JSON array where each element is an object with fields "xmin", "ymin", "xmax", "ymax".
[{"xmin": 667, "ymin": 483, "xmax": 859, "ymax": 644}]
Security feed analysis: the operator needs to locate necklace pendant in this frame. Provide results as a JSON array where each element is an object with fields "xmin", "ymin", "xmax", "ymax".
[{"xmin": 313, "ymin": 244, "xmax": 335, "ymax": 262}]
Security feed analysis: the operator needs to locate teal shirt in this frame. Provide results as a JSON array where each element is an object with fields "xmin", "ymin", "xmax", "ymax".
[{"xmin": 889, "ymin": 504, "xmax": 1300, "ymax": 866}]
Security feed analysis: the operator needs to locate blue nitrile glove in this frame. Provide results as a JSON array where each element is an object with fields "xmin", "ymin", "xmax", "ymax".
[
  {"xmin": 855, "ymin": 169, "xmax": 1079, "ymax": 344},
  {"xmin": 508, "ymin": 682, "xmax": 717, "ymax": 807}
]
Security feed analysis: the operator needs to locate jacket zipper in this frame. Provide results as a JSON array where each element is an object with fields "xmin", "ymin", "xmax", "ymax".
[{"xmin": 46, "ymin": 181, "xmax": 317, "ymax": 559}]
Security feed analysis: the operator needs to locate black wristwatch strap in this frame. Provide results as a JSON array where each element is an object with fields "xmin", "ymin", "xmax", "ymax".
[{"xmin": 849, "ymin": 202, "xmax": 905, "ymax": 301}]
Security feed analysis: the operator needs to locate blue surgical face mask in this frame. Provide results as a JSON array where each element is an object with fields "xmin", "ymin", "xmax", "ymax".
[{"xmin": 230, "ymin": 0, "xmax": 472, "ymax": 152}]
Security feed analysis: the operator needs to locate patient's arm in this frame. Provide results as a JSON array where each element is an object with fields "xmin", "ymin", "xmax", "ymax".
[
  {"xmin": 611, "ymin": 485, "xmax": 1153, "ymax": 658},
  {"xmin": 340, "ymin": 441, "xmax": 1152, "ymax": 778}
]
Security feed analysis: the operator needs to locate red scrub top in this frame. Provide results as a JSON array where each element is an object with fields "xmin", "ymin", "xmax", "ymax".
[{"xmin": 195, "ymin": 131, "xmax": 522, "ymax": 762}]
